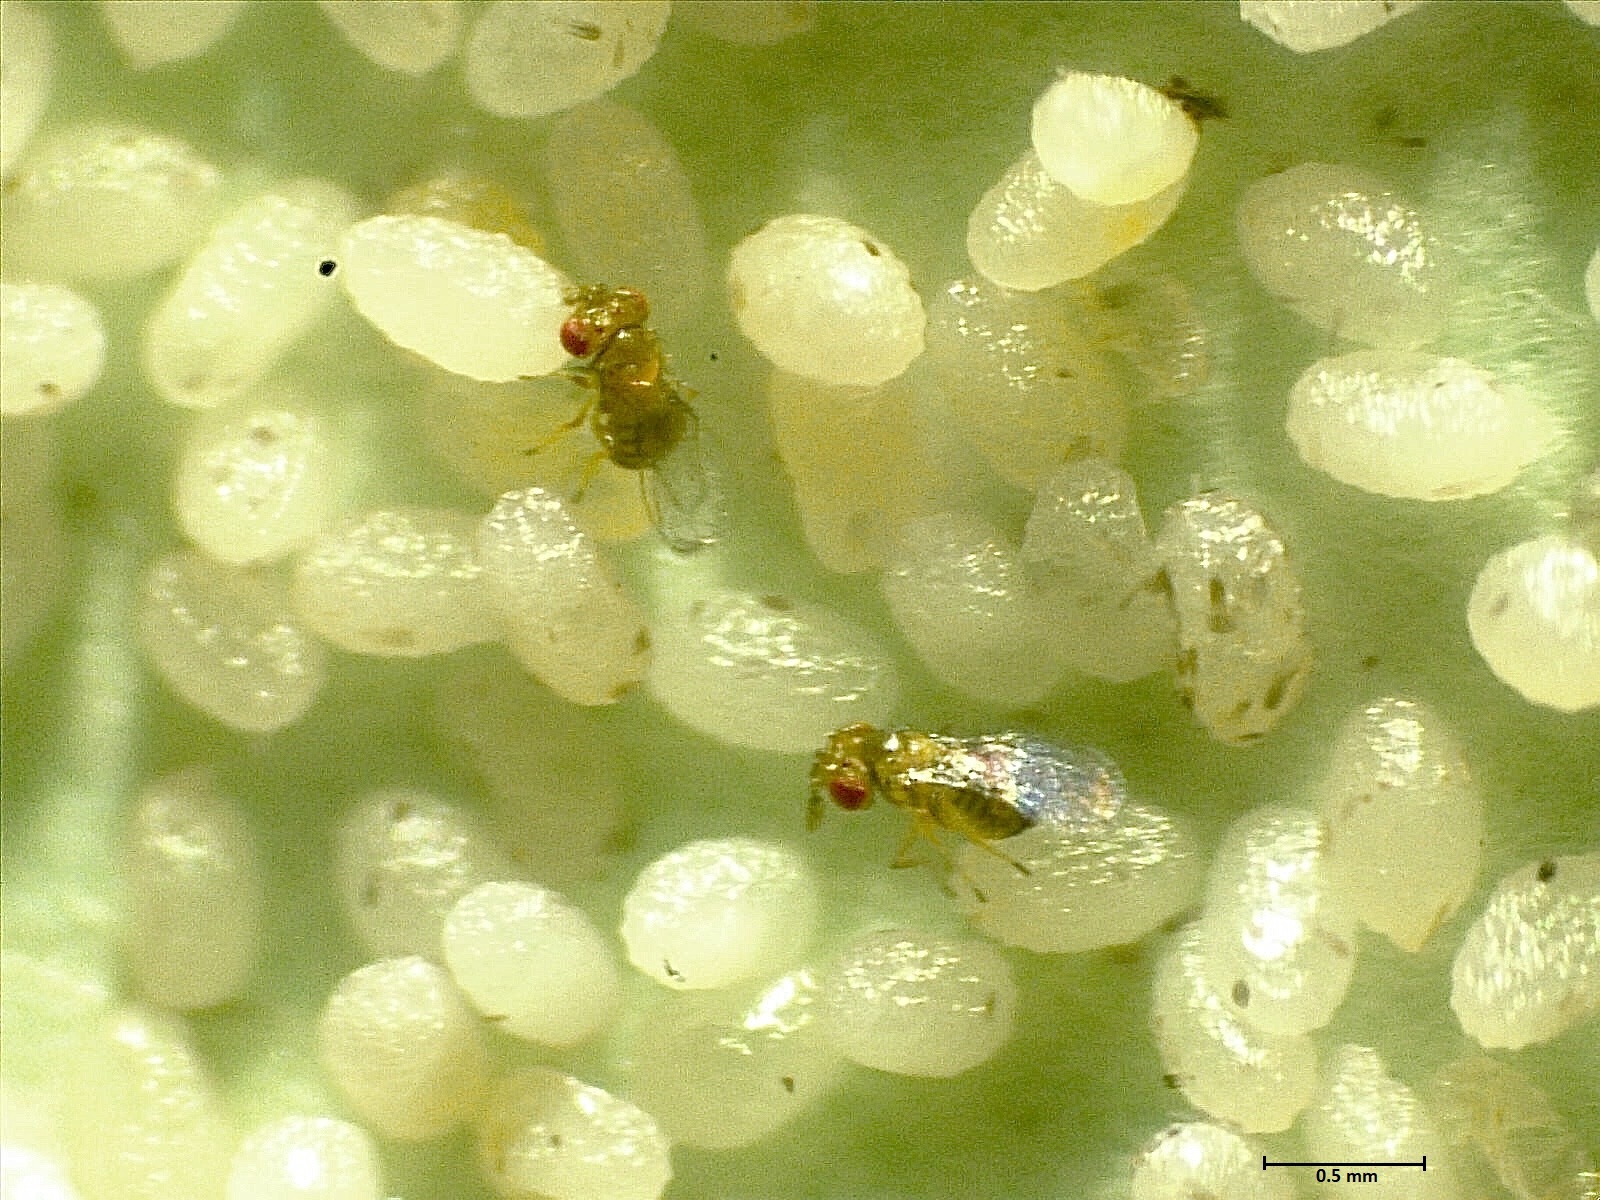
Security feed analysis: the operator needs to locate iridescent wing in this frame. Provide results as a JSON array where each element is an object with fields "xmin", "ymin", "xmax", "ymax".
[
  {"xmin": 906, "ymin": 735, "xmax": 1127, "ymax": 830},
  {"xmin": 985, "ymin": 735, "xmax": 1126, "ymax": 829},
  {"xmin": 646, "ymin": 410, "xmax": 728, "ymax": 553}
]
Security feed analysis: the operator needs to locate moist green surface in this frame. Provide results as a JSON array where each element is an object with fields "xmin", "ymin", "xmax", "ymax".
[{"xmin": 3, "ymin": 3, "xmax": 1598, "ymax": 1198}]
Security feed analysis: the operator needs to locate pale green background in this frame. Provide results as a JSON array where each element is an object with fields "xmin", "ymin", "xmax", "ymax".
[{"xmin": 2, "ymin": 3, "xmax": 1598, "ymax": 1198}]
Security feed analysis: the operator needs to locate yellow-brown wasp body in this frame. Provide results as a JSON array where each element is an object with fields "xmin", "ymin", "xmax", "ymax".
[
  {"xmin": 540, "ymin": 284, "xmax": 719, "ymax": 550},
  {"xmin": 809, "ymin": 723, "xmax": 1126, "ymax": 897}
]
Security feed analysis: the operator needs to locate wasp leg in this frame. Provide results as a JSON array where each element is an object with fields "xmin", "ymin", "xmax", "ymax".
[
  {"xmin": 961, "ymin": 833, "xmax": 1032, "ymax": 878},
  {"xmin": 572, "ymin": 448, "xmax": 607, "ymax": 502},
  {"xmin": 894, "ymin": 819, "xmax": 990, "ymax": 904},
  {"xmin": 890, "ymin": 821, "xmax": 930, "ymax": 870},
  {"xmin": 637, "ymin": 470, "xmax": 660, "ymax": 530},
  {"xmin": 526, "ymin": 392, "xmax": 596, "ymax": 457}
]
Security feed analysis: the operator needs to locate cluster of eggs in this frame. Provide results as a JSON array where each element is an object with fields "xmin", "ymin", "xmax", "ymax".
[{"xmin": 2, "ymin": 4, "xmax": 1598, "ymax": 1200}]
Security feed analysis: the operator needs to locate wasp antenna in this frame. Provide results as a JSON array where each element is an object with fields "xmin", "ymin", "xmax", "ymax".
[{"xmin": 805, "ymin": 792, "xmax": 826, "ymax": 831}]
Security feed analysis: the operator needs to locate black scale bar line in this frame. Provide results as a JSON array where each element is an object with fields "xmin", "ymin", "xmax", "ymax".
[{"xmin": 1263, "ymin": 1158, "xmax": 1427, "ymax": 1170}]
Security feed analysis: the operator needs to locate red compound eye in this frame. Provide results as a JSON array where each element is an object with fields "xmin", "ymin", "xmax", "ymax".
[
  {"xmin": 828, "ymin": 776, "xmax": 870, "ymax": 810},
  {"xmin": 560, "ymin": 317, "xmax": 597, "ymax": 358}
]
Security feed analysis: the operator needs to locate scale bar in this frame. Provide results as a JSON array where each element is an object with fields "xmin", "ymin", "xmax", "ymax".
[{"xmin": 1264, "ymin": 1158, "xmax": 1426, "ymax": 1171}]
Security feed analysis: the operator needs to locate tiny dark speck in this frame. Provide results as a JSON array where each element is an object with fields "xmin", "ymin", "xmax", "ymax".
[
  {"xmin": 317, "ymin": 259, "xmax": 337, "ymax": 277},
  {"xmin": 1159, "ymin": 76, "xmax": 1228, "ymax": 123},
  {"xmin": 780, "ymin": 1075, "xmax": 796, "ymax": 1093},
  {"xmin": 1537, "ymin": 859, "xmax": 1556, "ymax": 882},
  {"xmin": 1231, "ymin": 979, "xmax": 1250, "ymax": 1007}
]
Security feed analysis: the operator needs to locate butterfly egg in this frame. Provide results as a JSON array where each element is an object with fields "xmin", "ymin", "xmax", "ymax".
[
  {"xmin": 173, "ymin": 396, "xmax": 342, "ymax": 566},
  {"xmin": 137, "ymin": 549, "xmax": 326, "ymax": 732},
  {"xmin": 0, "ymin": 0, "xmax": 52, "ymax": 175},
  {"xmin": 0, "ymin": 951, "xmax": 113, "ymax": 1153},
  {"xmin": 1, "ymin": 124, "xmax": 222, "ymax": 281},
  {"xmin": 317, "ymin": 0, "xmax": 463, "ymax": 76},
  {"xmin": 475, "ymin": 488, "xmax": 650, "ymax": 705},
  {"xmin": 1077, "ymin": 266, "xmax": 1213, "ymax": 404},
  {"xmin": 959, "ymin": 801, "xmax": 1202, "ymax": 954},
  {"xmin": 1287, "ymin": 352, "xmax": 1556, "ymax": 501},
  {"xmin": 100, "ymin": 0, "xmax": 244, "ymax": 69},
  {"xmin": 619, "ymin": 837, "xmax": 819, "ymax": 990},
  {"xmin": 1237, "ymin": 162, "xmax": 1454, "ymax": 348},
  {"xmin": 316, "ymin": 956, "xmax": 489, "ymax": 1141},
  {"xmin": 618, "ymin": 968, "xmax": 843, "ymax": 1150},
  {"xmin": 332, "ymin": 787, "xmax": 517, "ymax": 959},
  {"xmin": 338, "ymin": 214, "xmax": 571, "ymax": 382},
  {"xmin": 292, "ymin": 506, "xmax": 496, "ymax": 657},
  {"xmin": 388, "ymin": 169, "xmax": 543, "ymax": 251},
  {"xmin": 0, "ymin": 1144, "xmax": 80, "ymax": 1200},
  {"xmin": 417, "ymin": 371, "xmax": 650, "ymax": 543},
  {"xmin": 924, "ymin": 276, "xmax": 1127, "ymax": 489},
  {"xmin": 0, "ymin": 282, "xmax": 106, "ymax": 417},
  {"xmin": 967, "ymin": 149, "xmax": 1188, "ymax": 291},
  {"xmin": 122, "ymin": 766, "xmax": 262, "ymax": 1011},
  {"xmin": 1154, "ymin": 491, "xmax": 1312, "ymax": 745},
  {"xmin": 1427, "ymin": 1055, "xmax": 1596, "ymax": 1200},
  {"xmin": 476, "ymin": 1067, "xmax": 671, "ymax": 1200},
  {"xmin": 1030, "ymin": 72, "xmax": 1198, "ymax": 207},
  {"xmin": 1449, "ymin": 853, "xmax": 1600, "ymax": 1050},
  {"xmin": 1149, "ymin": 923, "xmax": 1319, "ymax": 1133},
  {"xmin": 1022, "ymin": 458, "xmax": 1176, "ymax": 683},
  {"xmin": 65, "ymin": 1007, "xmax": 235, "ymax": 1200},
  {"xmin": 462, "ymin": 0, "xmax": 670, "ymax": 119},
  {"xmin": 143, "ymin": 180, "xmax": 357, "ymax": 409},
  {"xmin": 1131, "ymin": 1122, "xmax": 1294, "ymax": 1200},
  {"xmin": 819, "ymin": 928, "xmax": 1015, "ymax": 1078},
  {"xmin": 225, "ymin": 1115, "xmax": 382, "ymax": 1200},
  {"xmin": 727, "ymin": 214, "xmax": 925, "ymax": 387},
  {"xmin": 1301, "ymin": 1046, "xmax": 1455, "ymax": 1200},
  {"xmin": 1199, "ymin": 807, "xmax": 1359, "ymax": 1036},
  {"xmin": 433, "ymin": 661, "xmax": 627, "ymax": 887},
  {"xmin": 1314, "ymin": 697, "xmax": 1483, "ymax": 952},
  {"xmin": 882, "ymin": 511, "xmax": 1062, "ymax": 706},
  {"xmin": 544, "ymin": 99, "xmax": 712, "ymax": 317},
  {"xmin": 1466, "ymin": 535, "xmax": 1600, "ymax": 713},
  {"xmin": 1020, "ymin": 456, "xmax": 1147, "ymax": 584},
  {"xmin": 645, "ymin": 587, "xmax": 898, "ymax": 753},
  {"xmin": 1240, "ymin": 0, "xmax": 1426, "ymax": 53},
  {"xmin": 442, "ymin": 880, "xmax": 620, "ymax": 1045},
  {"xmin": 768, "ymin": 372, "xmax": 950, "ymax": 574}
]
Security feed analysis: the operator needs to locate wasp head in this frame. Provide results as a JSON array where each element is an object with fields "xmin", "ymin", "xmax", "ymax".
[
  {"xmin": 807, "ymin": 722, "xmax": 884, "ymax": 829},
  {"xmin": 561, "ymin": 285, "xmax": 650, "ymax": 359}
]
